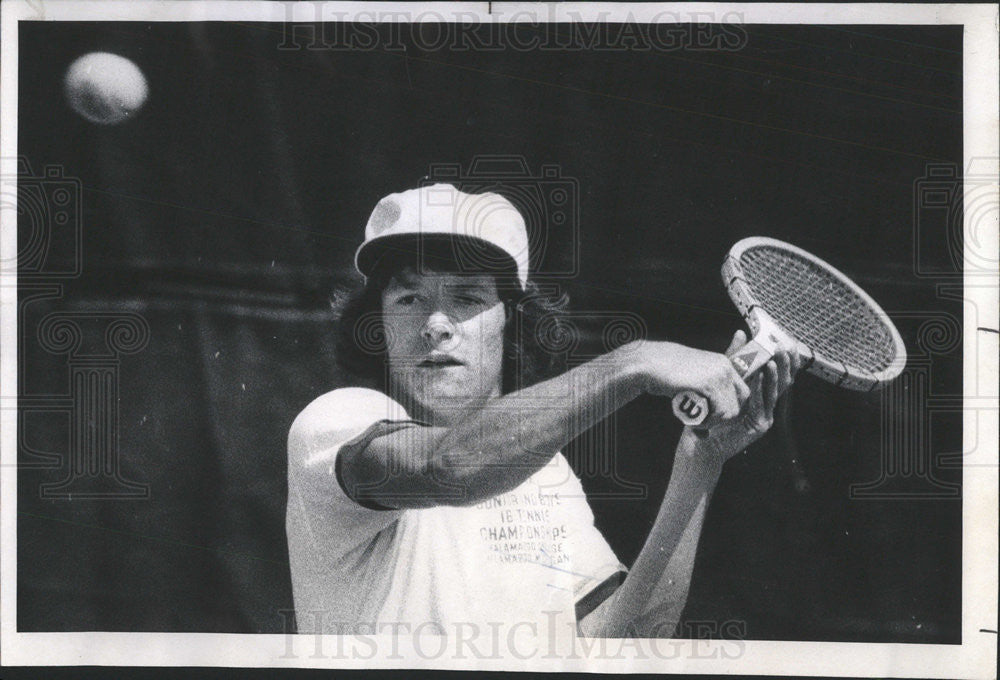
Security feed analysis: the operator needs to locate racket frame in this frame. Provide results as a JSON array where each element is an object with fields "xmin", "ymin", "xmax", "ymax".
[
  {"xmin": 671, "ymin": 237, "xmax": 907, "ymax": 427},
  {"xmin": 724, "ymin": 236, "xmax": 907, "ymax": 391}
]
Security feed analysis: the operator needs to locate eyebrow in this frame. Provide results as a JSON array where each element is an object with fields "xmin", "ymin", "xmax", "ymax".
[
  {"xmin": 448, "ymin": 281, "xmax": 492, "ymax": 293},
  {"xmin": 386, "ymin": 270, "xmax": 421, "ymax": 289},
  {"xmin": 386, "ymin": 270, "xmax": 493, "ymax": 292}
]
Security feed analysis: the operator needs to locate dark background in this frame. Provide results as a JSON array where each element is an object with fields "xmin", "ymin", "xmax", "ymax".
[{"xmin": 17, "ymin": 21, "xmax": 963, "ymax": 641}]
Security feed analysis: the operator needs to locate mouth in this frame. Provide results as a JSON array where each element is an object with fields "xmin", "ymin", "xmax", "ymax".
[{"xmin": 418, "ymin": 355, "xmax": 464, "ymax": 368}]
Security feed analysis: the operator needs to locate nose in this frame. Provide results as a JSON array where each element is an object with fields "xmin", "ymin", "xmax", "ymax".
[{"xmin": 421, "ymin": 311, "xmax": 456, "ymax": 347}]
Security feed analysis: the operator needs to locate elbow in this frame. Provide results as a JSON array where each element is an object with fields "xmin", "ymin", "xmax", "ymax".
[
  {"xmin": 422, "ymin": 449, "xmax": 488, "ymax": 507},
  {"xmin": 418, "ymin": 447, "xmax": 509, "ymax": 507},
  {"xmin": 354, "ymin": 443, "xmax": 490, "ymax": 508}
]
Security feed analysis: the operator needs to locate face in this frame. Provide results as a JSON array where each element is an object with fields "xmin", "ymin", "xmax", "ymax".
[{"xmin": 381, "ymin": 267, "xmax": 507, "ymax": 425}]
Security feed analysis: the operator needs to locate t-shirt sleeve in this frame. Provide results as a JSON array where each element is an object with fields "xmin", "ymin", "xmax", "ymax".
[{"xmin": 286, "ymin": 388, "xmax": 423, "ymax": 555}]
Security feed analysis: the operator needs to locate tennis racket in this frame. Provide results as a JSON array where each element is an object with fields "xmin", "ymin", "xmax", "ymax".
[{"xmin": 671, "ymin": 237, "xmax": 907, "ymax": 427}]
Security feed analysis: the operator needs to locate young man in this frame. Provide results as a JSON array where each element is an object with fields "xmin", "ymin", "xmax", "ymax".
[{"xmin": 286, "ymin": 183, "xmax": 800, "ymax": 639}]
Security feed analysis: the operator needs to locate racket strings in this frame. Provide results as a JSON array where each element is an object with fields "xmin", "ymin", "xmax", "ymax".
[{"xmin": 739, "ymin": 247, "xmax": 898, "ymax": 373}]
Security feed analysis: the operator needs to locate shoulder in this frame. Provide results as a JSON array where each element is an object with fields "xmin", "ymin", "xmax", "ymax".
[
  {"xmin": 291, "ymin": 387, "xmax": 409, "ymax": 435},
  {"xmin": 288, "ymin": 388, "xmax": 410, "ymax": 467}
]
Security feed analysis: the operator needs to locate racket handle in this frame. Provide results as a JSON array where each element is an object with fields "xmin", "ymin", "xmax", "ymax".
[
  {"xmin": 672, "ymin": 391, "xmax": 710, "ymax": 426},
  {"xmin": 671, "ymin": 339, "xmax": 775, "ymax": 427}
]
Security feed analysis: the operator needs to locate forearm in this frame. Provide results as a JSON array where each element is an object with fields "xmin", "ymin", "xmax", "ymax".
[
  {"xmin": 350, "ymin": 334, "xmax": 757, "ymax": 509},
  {"xmin": 583, "ymin": 429, "xmax": 723, "ymax": 637},
  {"xmin": 428, "ymin": 343, "xmax": 645, "ymax": 501},
  {"xmin": 357, "ymin": 343, "xmax": 646, "ymax": 507}
]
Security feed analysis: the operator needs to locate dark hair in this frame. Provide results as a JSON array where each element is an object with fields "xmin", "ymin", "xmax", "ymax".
[{"xmin": 332, "ymin": 250, "xmax": 569, "ymax": 394}]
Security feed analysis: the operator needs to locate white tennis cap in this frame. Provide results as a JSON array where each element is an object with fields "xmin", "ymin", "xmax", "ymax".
[{"xmin": 354, "ymin": 184, "xmax": 530, "ymax": 289}]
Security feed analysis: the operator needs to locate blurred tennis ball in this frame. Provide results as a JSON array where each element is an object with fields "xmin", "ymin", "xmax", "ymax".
[{"xmin": 64, "ymin": 52, "xmax": 148, "ymax": 125}]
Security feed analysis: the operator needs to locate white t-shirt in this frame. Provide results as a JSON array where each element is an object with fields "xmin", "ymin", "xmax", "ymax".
[{"xmin": 286, "ymin": 387, "xmax": 625, "ymax": 635}]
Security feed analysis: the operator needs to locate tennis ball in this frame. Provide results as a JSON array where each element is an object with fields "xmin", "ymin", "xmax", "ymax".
[{"xmin": 64, "ymin": 52, "xmax": 148, "ymax": 125}]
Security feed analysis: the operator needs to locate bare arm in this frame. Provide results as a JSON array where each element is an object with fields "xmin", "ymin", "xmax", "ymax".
[
  {"xmin": 578, "ymin": 428, "xmax": 722, "ymax": 638},
  {"xmin": 580, "ymin": 332, "xmax": 801, "ymax": 638},
  {"xmin": 340, "ymin": 340, "xmax": 749, "ymax": 509}
]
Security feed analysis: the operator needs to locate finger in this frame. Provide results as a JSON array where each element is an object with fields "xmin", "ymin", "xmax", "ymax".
[
  {"xmin": 763, "ymin": 360, "xmax": 779, "ymax": 415},
  {"xmin": 729, "ymin": 365, "xmax": 751, "ymax": 405},
  {"xmin": 775, "ymin": 350, "xmax": 793, "ymax": 395},
  {"xmin": 725, "ymin": 329, "xmax": 747, "ymax": 355},
  {"xmin": 715, "ymin": 394, "xmax": 738, "ymax": 421},
  {"xmin": 735, "ymin": 373, "xmax": 764, "ymax": 434},
  {"xmin": 744, "ymin": 372, "xmax": 764, "ymax": 411},
  {"xmin": 789, "ymin": 344, "xmax": 802, "ymax": 376},
  {"xmin": 713, "ymin": 386, "xmax": 741, "ymax": 421}
]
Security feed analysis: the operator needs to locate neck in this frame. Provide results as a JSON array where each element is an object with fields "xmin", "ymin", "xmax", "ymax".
[{"xmin": 391, "ymin": 382, "xmax": 503, "ymax": 427}]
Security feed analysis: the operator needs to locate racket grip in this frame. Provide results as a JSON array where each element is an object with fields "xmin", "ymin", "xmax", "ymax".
[
  {"xmin": 672, "ymin": 391, "xmax": 710, "ymax": 426},
  {"xmin": 670, "ymin": 338, "xmax": 776, "ymax": 427}
]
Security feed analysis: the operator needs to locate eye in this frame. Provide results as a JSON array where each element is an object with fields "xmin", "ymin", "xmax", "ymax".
[
  {"xmin": 394, "ymin": 293, "xmax": 418, "ymax": 306},
  {"xmin": 455, "ymin": 295, "xmax": 484, "ymax": 306}
]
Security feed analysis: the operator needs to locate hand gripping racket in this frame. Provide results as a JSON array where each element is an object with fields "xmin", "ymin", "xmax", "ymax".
[{"xmin": 671, "ymin": 237, "xmax": 907, "ymax": 427}]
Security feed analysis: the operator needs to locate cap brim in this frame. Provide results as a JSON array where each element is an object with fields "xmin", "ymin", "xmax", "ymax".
[{"xmin": 355, "ymin": 233, "xmax": 522, "ymax": 285}]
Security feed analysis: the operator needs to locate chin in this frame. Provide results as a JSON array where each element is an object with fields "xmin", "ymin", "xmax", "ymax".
[
  {"xmin": 409, "ymin": 383, "xmax": 495, "ymax": 419},
  {"xmin": 422, "ymin": 384, "xmax": 483, "ymax": 407}
]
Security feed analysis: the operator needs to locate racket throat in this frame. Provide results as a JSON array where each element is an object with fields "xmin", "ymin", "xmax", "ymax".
[{"xmin": 726, "ymin": 335, "xmax": 781, "ymax": 379}]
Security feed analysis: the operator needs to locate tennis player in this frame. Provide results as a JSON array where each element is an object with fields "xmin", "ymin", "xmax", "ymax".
[{"xmin": 286, "ymin": 184, "xmax": 800, "ymax": 639}]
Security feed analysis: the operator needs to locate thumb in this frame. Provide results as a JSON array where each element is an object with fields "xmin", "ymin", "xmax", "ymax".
[{"xmin": 725, "ymin": 329, "xmax": 747, "ymax": 354}]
